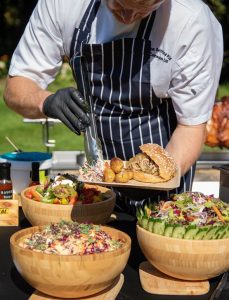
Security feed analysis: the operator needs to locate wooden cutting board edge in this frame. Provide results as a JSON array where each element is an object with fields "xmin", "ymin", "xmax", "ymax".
[{"xmin": 139, "ymin": 261, "xmax": 210, "ymax": 296}]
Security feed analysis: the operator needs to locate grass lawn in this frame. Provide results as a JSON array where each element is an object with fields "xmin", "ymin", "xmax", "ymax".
[
  {"xmin": 0, "ymin": 66, "xmax": 84, "ymax": 153},
  {"xmin": 0, "ymin": 65, "xmax": 229, "ymax": 154},
  {"xmin": 217, "ymin": 83, "xmax": 229, "ymax": 99}
]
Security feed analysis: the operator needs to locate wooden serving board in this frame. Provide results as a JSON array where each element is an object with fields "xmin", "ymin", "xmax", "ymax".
[
  {"xmin": 79, "ymin": 165, "xmax": 180, "ymax": 191},
  {"xmin": 29, "ymin": 274, "xmax": 124, "ymax": 300},
  {"xmin": 0, "ymin": 200, "xmax": 19, "ymax": 226},
  {"xmin": 139, "ymin": 261, "xmax": 210, "ymax": 295}
]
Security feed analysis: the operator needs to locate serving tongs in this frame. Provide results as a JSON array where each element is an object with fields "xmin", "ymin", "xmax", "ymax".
[{"xmin": 80, "ymin": 56, "xmax": 103, "ymax": 164}]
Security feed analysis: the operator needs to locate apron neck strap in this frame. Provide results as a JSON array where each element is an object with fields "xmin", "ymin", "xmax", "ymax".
[
  {"xmin": 136, "ymin": 10, "xmax": 156, "ymax": 40},
  {"xmin": 78, "ymin": 0, "xmax": 101, "ymax": 32},
  {"xmin": 70, "ymin": 0, "xmax": 101, "ymax": 58},
  {"xmin": 70, "ymin": 1, "xmax": 156, "ymax": 58}
]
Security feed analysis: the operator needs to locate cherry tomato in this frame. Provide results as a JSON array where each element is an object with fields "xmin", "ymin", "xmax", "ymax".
[
  {"xmin": 53, "ymin": 198, "xmax": 61, "ymax": 204},
  {"xmin": 30, "ymin": 188, "xmax": 42, "ymax": 202},
  {"xmin": 25, "ymin": 190, "xmax": 33, "ymax": 199}
]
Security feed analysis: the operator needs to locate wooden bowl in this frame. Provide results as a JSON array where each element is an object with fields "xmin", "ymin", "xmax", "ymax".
[
  {"xmin": 21, "ymin": 184, "xmax": 116, "ymax": 225},
  {"xmin": 136, "ymin": 225, "xmax": 229, "ymax": 280},
  {"xmin": 10, "ymin": 225, "xmax": 131, "ymax": 298}
]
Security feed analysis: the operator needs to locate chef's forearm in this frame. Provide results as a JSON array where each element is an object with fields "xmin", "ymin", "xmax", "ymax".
[
  {"xmin": 3, "ymin": 76, "xmax": 52, "ymax": 118},
  {"xmin": 165, "ymin": 123, "xmax": 206, "ymax": 176}
]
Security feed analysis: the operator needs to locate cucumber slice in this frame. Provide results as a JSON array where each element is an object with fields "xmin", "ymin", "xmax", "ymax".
[
  {"xmin": 136, "ymin": 208, "xmax": 143, "ymax": 224},
  {"xmin": 141, "ymin": 216, "xmax": 149, "ymax": 230},
  {"xmin": 153, "ymin": 219, "xmax": 165, "ymax": 235},
  {"xmin": 136, "ymin": 209, "xmax": 141, "ymax": 220},
  {"xmin": 222, "ymin": 226, "xmax": 229, "ymax": 239},
  {"xmin": 164, "ymin": 224, "xmax": 174, "ymax": 237},
  {"xmin": 172, "ymin": 225, "xmax": 186, "ymax": 239},
  {"xmin": 194, "ymin": 226, "xmax": 209, "ymax": 240},
  {"xmin": 137, "ymin": 217, "xmax": 142, "ymax": 227},
  {"xmin": 41, "ymin": 197, "xmax": 54, "ymax": 204},
  {"xmin": 148, "ymin": 218, "xmax": 154, "ymax": 233},
  {"xmin": 215, "ymin": 226, "xmax": 227, "ymax": 239},
  {"xmin": 143, "ymin": 204, "xmax": 151, "ymax": 218},
  {"xmin": 139, "ymin": 207, "xmax": 145, "ymax": 217},
  {"xmin": 184, "ymin": 225, "xmax": 199, "ymax": 240},
  {"xmin": 203, "ymin": 226, "xmax": 220, "ymax": 240}
]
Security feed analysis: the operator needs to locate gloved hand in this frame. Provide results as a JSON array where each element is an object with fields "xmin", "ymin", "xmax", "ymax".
[{"xmin": 42, "ymin": 87, "xmax": 91, "ymax": 135}]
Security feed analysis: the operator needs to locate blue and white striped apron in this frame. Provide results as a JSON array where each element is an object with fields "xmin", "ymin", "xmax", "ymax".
[{"xmin": 70, "ymin": 0, "xmax": 195, "ymax": 214}]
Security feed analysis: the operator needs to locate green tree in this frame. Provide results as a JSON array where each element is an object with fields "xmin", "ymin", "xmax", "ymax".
[
  {"xmin": 205, "ymin": 0, "xmax": 227, "ymax": 18},
  {"xmin": 0, "ymin": 0, "xmax": 38, "ymax": 56}
]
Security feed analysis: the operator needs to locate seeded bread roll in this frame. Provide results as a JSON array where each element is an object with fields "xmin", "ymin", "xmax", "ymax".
[
  {"xmin": 140, "ymin": 144, "xmax": 176, "ymax": 181},
  {"xmin": 127, "ymin": 143, "xmax": 177, "ymax": 183}
]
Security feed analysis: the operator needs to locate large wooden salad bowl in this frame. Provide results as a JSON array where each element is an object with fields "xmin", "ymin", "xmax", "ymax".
[
  {"xmin": 137, "ymin": 225, "xmax": 229, "ymax": 280},
  {"xmin": 10, "ymin": 225, "xmax": 131, "ymax": 298},
  {"xmin": 21, "ymin": 184, "xmax": 116, "ymax": 226}
]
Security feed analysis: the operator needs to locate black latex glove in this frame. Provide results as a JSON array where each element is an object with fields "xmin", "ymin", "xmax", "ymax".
[{"xmin": 42, "ymin": 87, "xmax": 91, "ymax": 135}]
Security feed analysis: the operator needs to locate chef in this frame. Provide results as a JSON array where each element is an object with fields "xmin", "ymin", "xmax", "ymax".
[{"xmin": 4, "ymin": 0, "xmax": 223, "ymax": 212}]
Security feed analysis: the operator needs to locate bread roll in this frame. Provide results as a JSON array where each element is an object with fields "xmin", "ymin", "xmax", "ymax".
[
  {"xmin": 139, "ymin": 144, "xmax": 176, "ymax": 181},
  {"xmin": 127, "ymin": 143, "xmax": 177, "ymax": 183},
  {"xmin": 133, "ymin": 170, "xmax": 167, "ymax": 183}
]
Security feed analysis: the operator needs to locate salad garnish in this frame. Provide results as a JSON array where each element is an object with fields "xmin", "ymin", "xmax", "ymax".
[
  {"xmin": 148, "ymin": 192, "xmax": 229, "ymax": 226},
  {"xmin": 137, "ymin": 192, "xmax": 229, "ymax": 240},
  {"xmin": 19, "ymin": 221, "xmax": 124, "ymax": 255},
  {"xmin": 24, "ymin": 174, "xmax": 109, "ymax": 205}
]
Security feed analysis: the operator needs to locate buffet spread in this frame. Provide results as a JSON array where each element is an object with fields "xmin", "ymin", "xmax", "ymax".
[{"xmin": 1, "ymin": 143, "xmax": 229, "ymax": 300}]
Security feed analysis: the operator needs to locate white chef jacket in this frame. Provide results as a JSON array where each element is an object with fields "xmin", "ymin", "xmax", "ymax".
[{"xmin": 9, "ymin": 0, "xmax": 224, "ymax": 126}]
